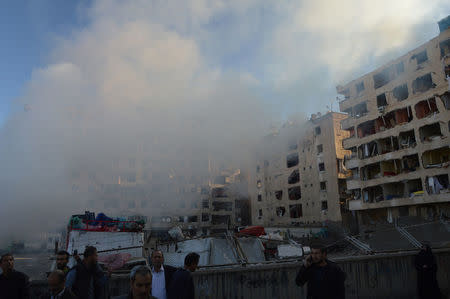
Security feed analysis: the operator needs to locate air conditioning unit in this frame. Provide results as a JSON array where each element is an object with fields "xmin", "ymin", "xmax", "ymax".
[{"xmin": 378, "ymin": 106, "xmax": 385, "ymax": 113}]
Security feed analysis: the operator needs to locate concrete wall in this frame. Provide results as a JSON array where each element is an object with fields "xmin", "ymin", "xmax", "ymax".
[{"xmin": 30, "ymin": 249, "xmax": 450, "ymax": 298}]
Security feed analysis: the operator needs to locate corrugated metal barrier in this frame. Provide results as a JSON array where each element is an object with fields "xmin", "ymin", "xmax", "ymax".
[{"xmin": 30, "ymin": 248, "xmax": 450, "ymax": 299}]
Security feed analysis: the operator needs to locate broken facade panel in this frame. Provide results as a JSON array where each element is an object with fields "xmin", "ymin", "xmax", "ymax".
[
  {"xmin": 401, "ymin": 154, "xmax": 420, "ymax": 172},
  {"xmin": 275, "ymin": 190, "xmax": 283, "ymax": 200},
  {"xmin": 348, "ymin": 127, "xmax": 355, "ymax": 138},
  {"xmin": 411, "ymin": 50, "xmax": 428, "ymax": 65},
  {"xmin": 373, "ymin": 62, "xmax": 404, "ymax": 89},
  {"xmin": 439, "ymin": 92, "xmax": 450, "ymax": 110},
  {"xmin": 380, "ymin": 159, "xmax": 401, "ymax": 177},
  {"xmin": 425, "ymin": 174, "xmax": 449, "ymax": 194},
  {"xmin": 361, "ymin": 162, "xmax": 381, "ymax": 180},
  {"xmin": 212, "ymin": 201, "xmax": 232, "ymax": 212},
  {"xmin": 288, "ymin": 186, "xmax": 301, "ymax": 200},
  {"xmin": 356, "ymin": 81, "xmax": 365, "ymax": 93},
  {"xmin": 415, "ymin": 98, "xmax": 439, "ymax": 119},
  {"xmin": 212, "ymin": 187, "xmax": 227, "ymax": 198},
  {"xmin": 383, "ymin": 182, "xmax": 405, "ymax": 200},
  {"xmin": 288, "ymin": 169, "xmax": 300, "ymax": 184},
  {"xmin": 399, "ymin": 130, "xmax": 417, "ymax": 149},
  {"xmin": 439, "ymin": 39, "xmax": 450, "ymax": 57},
  {"xmin": 353, "ymin": 102, "xmax": 368, "ymax": 118},
  {"xmin": 394, "ymin": 107, "xmax": 413, "ymax": 125},
  {"xmin": 289, "ymin": 204, "xmax": 303, "ymax": 218},
  {"xmin": 378, "ymin": 137, "xmax": 399, "ymax": 154},
  {"xmin": 211, "ymin": 215, "xmax": 230, "ymax": 225},
  {"xmin": 393, "ymin": 84, "xmax": 409, "ymax": 101},
  {"xmin": 359, "ymin": 141, "xmax": 378, "ymax": 159},
  {"xmin": 376, "ymin": 93, "xmax": 388, "ymax": 108},
  {"xmin": 362, "ymin": 185, "xmax": 383, "ymax": 202},
  {"xmin": 412, "ymin": 73, "xmax": 435, "ymax": 94},
  {"xmin": 419, "ymin": 123, "xmax": 443, "ymax": 142},
  {"xmin": 357, "ymin": 120, "xmax": 376, "ymax": 138},
  {"xmin": 375, "ymin": 111, "xmax": 396, "ymax": 132},
  {"xmin": 202, "ymin": 213, "xmax": 210, "ymax": 222},
  {"xmin": 406, "ymin": 179, "xmax": 424, "ymax": 197},
  {"xmin": 276, "ymin": 207, "xmax": 286, "ymax": 217},
  {"xmin": 286, "ymin": 153, "xmax": 299, "ymax": 168},
  {"xmin": 421, "ymin": 146, "xmax": 450, "ymax": 168}
]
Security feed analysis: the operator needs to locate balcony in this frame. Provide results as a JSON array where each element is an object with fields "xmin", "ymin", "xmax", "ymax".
[
  {"xmin": 345, "ymin": 157, "xmax": 359, "ymax": 169},
  {"xmin": 343, "ymin": 136, "xmax": 358, "ymax": 149},
  {"xmin": 347, "ymin": 179, "xmax": 360, "ymax": 190}
]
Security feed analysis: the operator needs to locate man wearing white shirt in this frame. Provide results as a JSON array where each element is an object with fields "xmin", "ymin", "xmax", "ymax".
[{"xmin": 150, "ymin": 250, "xmax": 177, "ymax": 299}]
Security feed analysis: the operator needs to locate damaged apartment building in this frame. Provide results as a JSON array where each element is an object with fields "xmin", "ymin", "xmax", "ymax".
[
  {"xmin": 70, "ymin": 153, "xmax": 250, "ymax": 236},
  {"xmin": 251, "ymin": 112, "xmax": 352, "ymax": 228},
  {"xmin": 337, "ymin": 16, "xmax": 450, "ymax": 227}
]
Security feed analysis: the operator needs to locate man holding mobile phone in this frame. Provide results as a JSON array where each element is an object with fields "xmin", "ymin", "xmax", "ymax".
[{"xmin": 296, "ymin": 243, "xmax": 346, "ymax": 299}]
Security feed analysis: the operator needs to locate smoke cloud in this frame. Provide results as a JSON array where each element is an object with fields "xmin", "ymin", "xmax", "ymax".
[{"xmin": 0, "ymin": 0, "xmax": 448, "ymax": 244}]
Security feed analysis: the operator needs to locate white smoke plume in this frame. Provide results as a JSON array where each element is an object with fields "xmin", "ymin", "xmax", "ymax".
[{"xmin": 0, "ymin": 0, "xmax": 448, "ymax": 244}]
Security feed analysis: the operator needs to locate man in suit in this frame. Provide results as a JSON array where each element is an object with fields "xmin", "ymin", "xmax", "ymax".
[
  {"xmin": 150, "ymin": 250, "xmax": 177, "ymax": 299},
  {"xmin": 46, "ymin": 270, "xmax": 77, "ymax": 299}
]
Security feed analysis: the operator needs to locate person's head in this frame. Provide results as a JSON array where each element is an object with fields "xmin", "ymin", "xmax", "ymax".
[
  {"xmin": 421, "ymin": 242, "xmax": 431, "ymax": 253},
  {"xmin": 310, "ymin": 243, "xmax": 327, "ymax": 264},
  {"xmin": 151, "ymin": 250, "xmax": 164, "ymax": 269},
  {"xmin": 83, "ymin": 246, "xmax": 98, "ymax": 268},
  {"xmin": 48, "ymin": 270, "xmax": 66, "ymax": 295},
  {"xmin": 56, "ymin": 250, "xmax": 70, "ymax": 270},
  {"xmin": 184, "ymin": 252, "xmax": 200, "ymax": 272},
  {"xmin": 130, "ymin": 266, "xmax": 152, "ymax": 299},
  {"xmin": 0, "ymin": 253, "xmax": 14, "ymax": 273}
]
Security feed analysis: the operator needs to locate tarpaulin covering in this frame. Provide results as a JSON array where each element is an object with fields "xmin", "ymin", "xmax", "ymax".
[
  {"xmin": 209, "ymin": 238, "xmax": 237, "ymax": 265},
  {"xmin": 98, "ymin": 253, "xmax": 132, "ymax": 270},
  {"xmin": 67, "ymin": 231, "xmax": 144, "ymax": 258},
  {"xmin": 163, "ymin": 239, "xmax": 211, "ymax": 268},
  {"xmin": 277, "ymin": 244, "xmax": 303, "ymax": 258},
  {"xmin": 237, "ymin": 238, "xmax": 265, "ymax": 263},
  {"xmin": 237, "ymin": 226, "xmax": 265, "ymax": 236}
]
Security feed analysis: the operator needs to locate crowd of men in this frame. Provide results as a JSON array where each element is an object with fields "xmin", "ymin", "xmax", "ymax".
[
  {"xmin": 0, "ymin": 247, "xmax": 199, "ymax": 299},
  {"xmin": 0, "ymin": 242, "xmax": 442, "ymax": 299}
]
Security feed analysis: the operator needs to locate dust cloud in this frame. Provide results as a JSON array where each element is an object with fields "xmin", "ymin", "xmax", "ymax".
[{"xmin": 1, "ymin": 0, "xmax": 448, "ymax": 245}]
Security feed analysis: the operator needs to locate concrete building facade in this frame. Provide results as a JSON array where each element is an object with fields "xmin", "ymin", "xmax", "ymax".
[
  {"xmin": 337, "ymin": 18, "xmax": 450, "ymax": 227},
  {"xmin": 71, "ymin": 155, "xmax": 250, "ymax": 235},
  {"xmin": 251, "ymin": 112, "xmax": 351, "ymax": 227}
]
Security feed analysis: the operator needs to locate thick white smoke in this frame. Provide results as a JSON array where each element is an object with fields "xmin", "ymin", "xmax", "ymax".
[{"xmin": 0, "ymin": 0, "xmax": 448, "ymax": 244}]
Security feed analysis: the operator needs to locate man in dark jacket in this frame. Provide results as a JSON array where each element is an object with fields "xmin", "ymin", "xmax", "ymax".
[
  {"xmin": 113, "ymin": 265, "xmax": 157, "ymax": 299},
  {"xmin": 0, "ymin": 253, "xmax": 30, "ymax": 299},
  {"xmin": 150, "ymin": 250, "xmax": 177, "ymax": 299},
  {"xmin": 167, "ymin": 252, "xmax": 199, "ymax": 299},
  {"xmin": 415, "ymin": 244, "xmax": 441, "ymax": 299},
  {"xmin": 44, "ymin": 270, "xmax": 77, "ymax": 299},
  {"xmin": 296, "ymin": 244, "xmax": 345, "ymax": 299},
  {"xmin": 66, "ymin": 246, "xmax": 107, "ymax": 299}
]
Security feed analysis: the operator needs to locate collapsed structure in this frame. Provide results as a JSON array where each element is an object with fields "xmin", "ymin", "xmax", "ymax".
[{"xmin": 337, "ymin": 17, "xmax": 450, "ymax": 228}]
